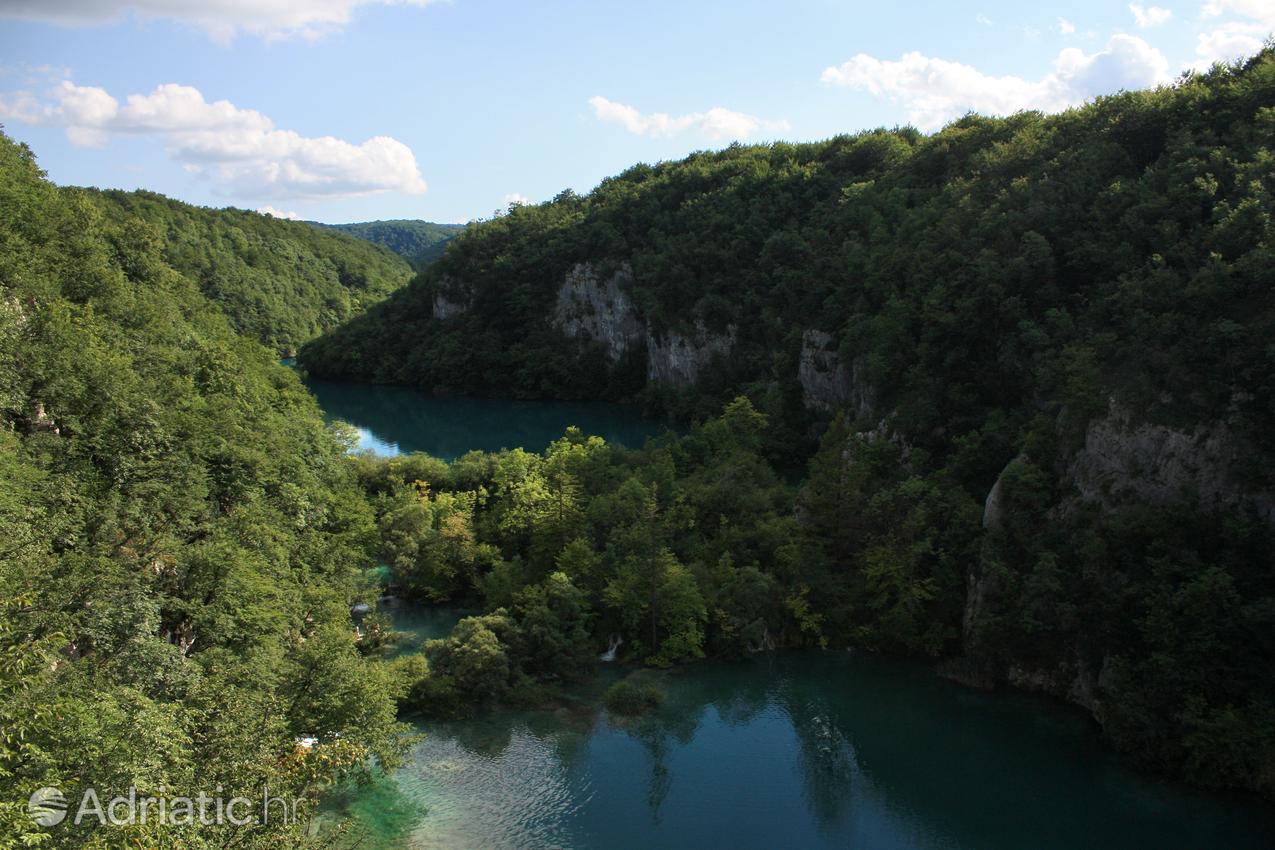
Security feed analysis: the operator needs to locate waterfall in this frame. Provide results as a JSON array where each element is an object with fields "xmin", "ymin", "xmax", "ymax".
[{"xmin": 599, "ymin": 634, "xmax": 623, "ymax": 662}]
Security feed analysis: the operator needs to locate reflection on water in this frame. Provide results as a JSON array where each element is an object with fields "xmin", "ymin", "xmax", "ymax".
[
  {"xmin": 302, "ymin": 377, "xmax": 669, "ymax": 459},
  {"xmin": 333, "ymin": 651, "xmax": 1275, "ymax": 850}
]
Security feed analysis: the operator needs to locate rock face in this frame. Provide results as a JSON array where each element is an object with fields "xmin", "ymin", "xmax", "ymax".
[
  {"xmin": 431, "ymin": 275, "xmax": 469, "ymax": 320},
  {"xmin": 798, "ymin": 330, "xmax": 849, "ymax": 412},
  {"xmin": 646, "ymin": 321, "xmax": 735, "ymax": 387},
  {"xmin": 797, "ymin": 330, "xmax": 876, "ymax": 417},
  {"xmin": 552, "ymin": 263, "xmax": 644, "ymax": 362},
  {"xmin": 1066, "ymin": 400, "xmax": 1275, "ymax": 528}
]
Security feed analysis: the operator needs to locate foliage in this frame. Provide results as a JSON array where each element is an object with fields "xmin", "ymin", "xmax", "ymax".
[
  {"xmin": 303, "ymin": 50, "xmax": 1275, "ymax": 797},
  {"xmin": 90, "ymin": 190, "xmax": 415, "ymax": 353},
  {"xmin": 604, "ymin": 679, "xmax": 664, "ymax": 717},
  {"xmin": 315, "ymin": 219, "xmax": 465, "ymax": 269},
  {"xmin": 0, "ymin": 132, "xmax": 409, "ymax": 848}
]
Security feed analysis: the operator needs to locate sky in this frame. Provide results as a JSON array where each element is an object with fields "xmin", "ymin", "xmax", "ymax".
[{"xmin": 0, "ymin": 1, "xmax": 1270, "ymax": 224}]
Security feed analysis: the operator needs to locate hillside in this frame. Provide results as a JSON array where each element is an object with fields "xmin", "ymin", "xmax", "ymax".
[
  {"xmin": 301, "ymin": 50, "xmax": 1275, "ymax": 795},
  {"xmin": 0, "ymin": 133, "xmax": 407, "ymax": 846},
  {"xmin": 316, "ymin": 218, "xmax": 465, "ymax": 268},
  {"xmin": 89, "ymin": 190, "xmax": 415, "ymax": 353}
]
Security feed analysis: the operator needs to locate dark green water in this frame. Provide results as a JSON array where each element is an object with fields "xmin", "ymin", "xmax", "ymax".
[{"xmin": 302, "ymin": 376, "xmax": 668, "ymax": 459}]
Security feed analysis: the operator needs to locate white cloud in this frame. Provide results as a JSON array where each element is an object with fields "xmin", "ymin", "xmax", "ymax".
[
  {"xmin": 0, "ymin": 80, "xmax": 427, "ymax": 199},
  {"xmin": 1202, "ymin": 0, "xmax": 1275, "ymax": 30},
  {"xmin": 501, "ymin": 192, "xmax": 531, "ymax": 207},
  {"xmin": 1193, "ymin": 22, "xmax": 1267, "ymax": 66},
  {"xmin": 976, "ymin": 14, "xmax": 993, "ymax": 26},
  {"xmin": 1057, "ymin": 17, "xmax": 1077, "ymax": 35},
  {"xmin": 0, "ymin": 0, "xmax": 442, "ymax": 45},
  {"xmin": 1194, "ymin": 0, "xmax": 1271, "ymax": 68},
  {"xmin": 821, "ymin": 35, "xmax": 1172, "ymax": 131},
  {"xmin": 1130, "ymin": 4, "xmax": 1173, "ymax": 27},
  {"xmin": 588, "ymin": 96, "xmax": 790, "ymax": 141},
  {"xmin": 258, "ymin": 205, "xmax": 299, "ymax": 219}
]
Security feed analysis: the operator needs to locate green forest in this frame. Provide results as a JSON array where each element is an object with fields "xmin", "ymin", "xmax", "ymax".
[
  {"xmin": 91, "ymin": 190, "xmax": 414, "ymax": 353},
  {"xmin": 314, "ymin": 219, "xmax": 466, "ymax": 269},
  {"xmin": 2, "ymin": 45, "xmax": 1274, "ymax": 850},
  {"xmin": 302, "ymin": 49, "xmax": 1275, "ymax": 797}
]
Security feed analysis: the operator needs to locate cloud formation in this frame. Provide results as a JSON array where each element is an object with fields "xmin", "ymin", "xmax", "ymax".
[
  {"xmin": 1129, "ymin": 4, "xmax": 1173, "ymax": 28},
  {"xmin": 1194, "ymin": 0, "xmax": 1272, "ymax": 68},
  {"xmin": 0, "ymin": 80, "xmax": 427, "ymax": 199},
  {"xmin": 821, "ymin": 35, "xmax": 1171, "ymax": 130},
  {"xmin": 0, "ymin": 0, "xmax": 440, "ymax": 44},
  {"xmin": 501, "ymin": 192, "xmax": 531, "ymax": 207},
  {"xmin": 1202, "ymin": 0, "xmax": 1275, "ymax": 29},
  {"xmin": 588, "ymin": 96, "xmax": 790, "ymax": 141},
  {"xmin": 257, "ymin": 205, "xmax": 300, "ymax": 219}
]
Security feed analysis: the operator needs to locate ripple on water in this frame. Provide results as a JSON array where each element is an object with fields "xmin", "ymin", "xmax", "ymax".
[{"xmin": 399, "ymin": 727, "xmax": 588, "ymax": 850}]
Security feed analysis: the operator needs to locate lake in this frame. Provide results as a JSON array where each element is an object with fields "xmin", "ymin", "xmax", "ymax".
[
  {"xmin": 325, "ymin": 603, "xmax": 1274, "ymax": 850},
  {"xmin": 301, "ymin": 379, "xmax": 1274, "ymax": 849},
  {"xmin": 302, "ymin": 376, "xmax": 669, "ymax": 459}
]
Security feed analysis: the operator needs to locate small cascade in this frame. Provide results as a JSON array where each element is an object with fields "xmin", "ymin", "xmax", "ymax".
[
  {"xmin": 599, "ymin": 634, "xmax": 623, "ymax": 662},
  {"xmin": 747, "ymin": 625, "xmax": 776, "ymax": 654}
]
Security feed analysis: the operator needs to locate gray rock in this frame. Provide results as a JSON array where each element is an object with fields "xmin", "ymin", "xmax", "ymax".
[
  {"xmin": 1066, "ymin": 399, "xmax": 1274, "ymax": 527},
  {"xmin": 797, "ymin": 330, "xmax": 876, "ymax": 417},
  {"xmin": 431, "ymin": 274, "xmax": 469, "ymax": 320},
  {"xmin": 646, "ymin": 320, "xmax": 735, "ymax": 387},
  {"xmin": 552, "ymin": 262, "xmax": 644, "ymax": 362}
]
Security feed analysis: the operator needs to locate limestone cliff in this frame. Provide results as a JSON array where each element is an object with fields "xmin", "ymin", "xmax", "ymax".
[
  {"xmin": 551, "ymin": 263, "xmax": 644, "ymax": 362},
  {"xmin": 798, "ymin": 330, "xmax": 876, "ymax": 418},
  {"xmin": 1065, "ymin": 400, "xmax": 1274, "ymax": 528},
  {"xmin": 646, "ymin": 321, "xmax": 735, "ymax": 387},
  {"xmin": 431, "ymin": 274, "xmax": 469, "ymax": 320}
]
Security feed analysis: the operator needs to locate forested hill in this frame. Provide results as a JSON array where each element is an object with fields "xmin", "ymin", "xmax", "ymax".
[
  {"xmin": 0, "ymin": 132, "xmax": 406, "ymax": 846},
  {"xmin": 301, "ymin": 51, "xmax": 1274, "ymax": 455},
  {"xmin": 87, "ymin": 190, "xmax": 415, "ymax": 353},
  {"xmin": 300, "ymin": 49, "xmax": 1275, "ymax": 796},
  {"xmin": 315, "ymin": 218, "xmax": 465, "ymax": 268}
]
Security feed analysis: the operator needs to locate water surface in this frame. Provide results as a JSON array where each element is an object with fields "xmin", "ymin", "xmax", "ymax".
[
  {"xmin": 303, "ymin": 377, "xmax": 668, "ymax": 459},
  {"xmin": 331, "ymin": 647, "xmax": 1273, "ymax": 850}
]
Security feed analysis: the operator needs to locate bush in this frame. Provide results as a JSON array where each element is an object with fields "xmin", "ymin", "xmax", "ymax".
[{"xmin": 604, "ymin": 679, "xmax": 664, "ymax": 716}]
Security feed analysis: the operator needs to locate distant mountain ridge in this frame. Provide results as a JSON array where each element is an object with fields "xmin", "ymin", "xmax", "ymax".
[{"xmin": 315, "ymin": 218, "xmax": 466, "ymax": 268}]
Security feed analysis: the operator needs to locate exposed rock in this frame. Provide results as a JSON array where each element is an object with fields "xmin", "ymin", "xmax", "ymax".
[
  {"xmin": 26, "ymin": 401, "xmax": 60, "ymax": 435},
  {"xmin": 646, "ymin": 321, "xmax": 735, "ymax": 387},
  {"xmin": 1067, "ymin": 400, "xmax": 1274, "ymax": 528},
  {"xmin": 982, "ymin": 453, "xmax": 1026, "ymax": 532},
  {"xmin": 1006, "ymin": 653, "xmax": 1109, "ymax": 721},
  {"xmin": 552, "ymin": 262, "xmax": 644, "ymax": 362},
  {"xmin": 431, "ymin": 275, "xmax": 469, "ymax": 320},
  {"xmin": 797, "ymin": 330, "xmax": 876, "ymax": 417}
]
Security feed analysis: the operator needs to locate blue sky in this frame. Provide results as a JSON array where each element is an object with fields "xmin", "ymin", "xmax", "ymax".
[{"xmin": 0, "ymin": 1, "xmax": 1270, "ymax": 224}]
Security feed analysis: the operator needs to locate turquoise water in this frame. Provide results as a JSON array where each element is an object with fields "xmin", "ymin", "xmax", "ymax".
[
  {"xmin": 302, "ymin": 377, "xmax": 669, "ymax": 459},
  {"xmin": 333, "ymin": 641, "xmax": 1274, "ymax": 849},
  {"xmin": 379, "ymin": 601, "xmax": 471, "ymax": 659}
]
